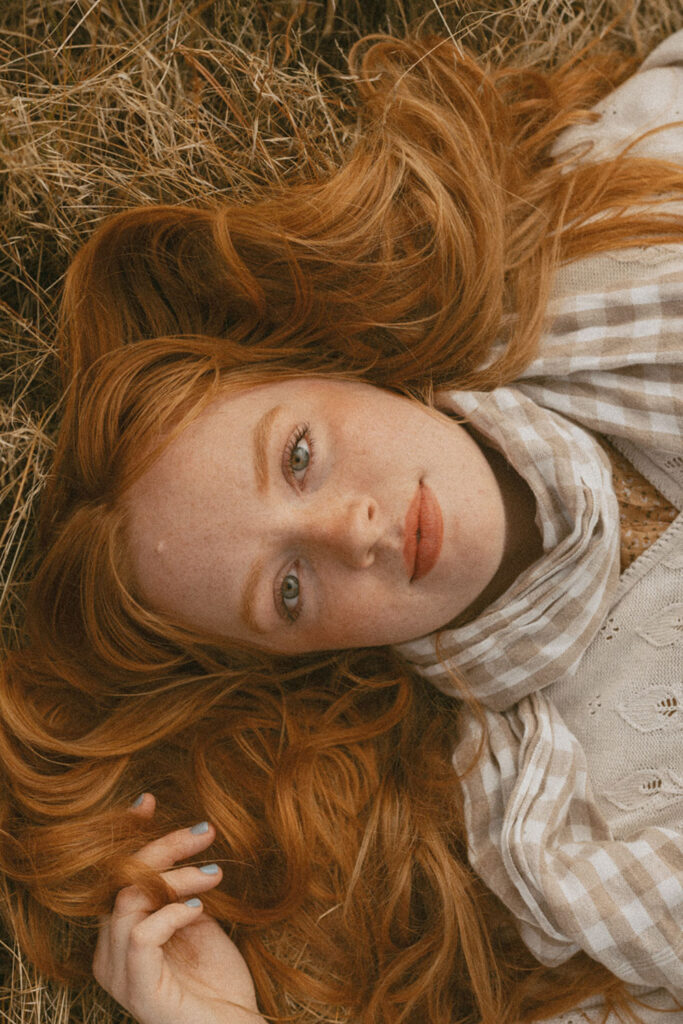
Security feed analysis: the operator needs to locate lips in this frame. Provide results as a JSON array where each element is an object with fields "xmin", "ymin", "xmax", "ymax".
[{"xmin": 403, "ymin": 482, "xmax": 444, "ymax": 582}]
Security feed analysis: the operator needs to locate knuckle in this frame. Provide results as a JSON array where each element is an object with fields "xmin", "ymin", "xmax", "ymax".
[
  {"xmin": 113, "ymin": 885, "xmax": 141, "ymax": 914},
  {"xmin": 128, "ymin": 922, "xmax": 148, "ymax": 951}
]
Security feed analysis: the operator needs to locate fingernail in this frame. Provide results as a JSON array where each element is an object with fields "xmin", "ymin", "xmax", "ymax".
[
  {"xmin": 185, "ymin": 897, "xmax": 202, "ymax": 908},
  {"xmin": 199, "ymin": 863, "xmax": 219, "ymax": 875},
  {"xmin": 189, "ymin": 821, "xmax": 209, "ymax": 835},
  {"xmin": 131, "ymin": 794, "xmax": 145, "ymax": 808}
]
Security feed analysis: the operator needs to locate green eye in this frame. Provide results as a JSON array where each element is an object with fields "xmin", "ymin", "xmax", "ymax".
[
  {"xmin": 290, "ymin": 439, "xmax": 310, "ymax": 478},
  {"xmin": 281, "ymin": 571, "xmax": 300, "ymax": 614},
  {"xmin": 283, "ymin": 425, "xmax": 313, "ymax": 486}
]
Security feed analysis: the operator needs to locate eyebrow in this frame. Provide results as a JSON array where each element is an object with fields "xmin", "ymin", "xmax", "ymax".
[
  {"xmin": 253, "ymin": 404, "xmax": 282, "ymax": 494},
  {"xmin": 239, "ymin": 554, "xmax": 269, "ymax": 635}
]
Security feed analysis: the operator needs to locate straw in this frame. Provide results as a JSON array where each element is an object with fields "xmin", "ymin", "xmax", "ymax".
[{"xmin": 1, "ymin": 1, "xmax": 681, "ymax": 1020}]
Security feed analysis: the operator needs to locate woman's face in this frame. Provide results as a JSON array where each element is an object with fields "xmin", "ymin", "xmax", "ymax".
[{"xmin": 125, "ymin": 378, "xmax": 508, "ymax": 654}]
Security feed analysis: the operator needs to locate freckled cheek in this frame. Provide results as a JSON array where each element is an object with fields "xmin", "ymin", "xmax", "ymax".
[{"xmin": 325, "ymin": 587, "xmax": 408, "ymax": 646}]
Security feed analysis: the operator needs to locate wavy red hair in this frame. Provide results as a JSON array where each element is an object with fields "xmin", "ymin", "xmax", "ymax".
[{"xmin": 2, "ymin": 33, "xmax": 683, "ymax": 1024}]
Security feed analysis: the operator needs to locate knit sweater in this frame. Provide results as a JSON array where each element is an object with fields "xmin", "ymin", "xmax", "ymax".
[{"xmin": 396, "ymin": 32, "xmax": 683, "ymax": 1024}]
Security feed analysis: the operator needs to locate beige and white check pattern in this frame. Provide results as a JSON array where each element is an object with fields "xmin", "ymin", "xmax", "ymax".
[{"xmin": 396, "ymin": 270, "xmax": 683, "ymax": 994}]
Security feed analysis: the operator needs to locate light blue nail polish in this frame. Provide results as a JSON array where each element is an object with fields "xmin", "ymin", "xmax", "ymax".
[
  {"xmin": 131, "ymin": 794, "xmax": 145, "ymax": 808},
  {"xmin": 185, "ymin": 897, "xmax": 202, "ymax": 908},
  {"xmin": 190, "ymin": 821, "xmax": 209, "ymax": 835},
  {"xmin": 199, "ymin": 863, "xmax": 219, "ymax": 875}
]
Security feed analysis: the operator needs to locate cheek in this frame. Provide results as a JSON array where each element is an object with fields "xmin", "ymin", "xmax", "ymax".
[
  {"xmin": 323, "ymin": 585, "xmax": 414, "ymax": 647},
  {"xmin": 312, "ymin": 585, "xmax": 382, "ymax": 647}
]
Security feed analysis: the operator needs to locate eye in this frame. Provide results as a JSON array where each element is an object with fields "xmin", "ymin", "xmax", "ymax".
[
  {"xmin": 283, "ymin": 423, "xmax": 313, "ymax": 486},
  {"xmin": 278, "ymin": 566, "xmax": 301, "ymax": 621},
  {"xmin": 290, "ymin": 438, "xmax": 310, "ymax": 478}
]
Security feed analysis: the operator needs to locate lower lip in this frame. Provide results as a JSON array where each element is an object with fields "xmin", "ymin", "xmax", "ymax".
[{"xmin": 403, "ymin": 483, "xmax": 444, "ymax": 582}]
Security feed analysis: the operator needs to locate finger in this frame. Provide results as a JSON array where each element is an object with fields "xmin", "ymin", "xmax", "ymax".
[
  {"xmin": 104, "ymin": 882, "xmax": 199, "ymax": 993},
  {"xmin": 99, "ymin": 824, "xmax": 218, "ymax": 929},
  {"xmin": 131, "ymin": 821, "xmax": 216, "ymax": 871},
  {"xmin": 97, "ymin": 901, "xmax": 204, "ymax": 1009},
  {"xmin": 94, "ymin": 885, "xmax": 156, "ymax": 996},
  {"xmin": 129, "ymin": 899, "xmax": 204, "ymax": 953},
  {"xmin": 104, "ymin": 901, "xmax": 204, "ymax": 1023},
  {"xmin": 160, "ymin": 862, "xmax": 223, "ymax": 901},
  {"xmin": 97, "ymin": 884, "xmax": 155, "ymax": 941},
  {"xmin": 104, "ymin": 864, "xmax": 220, "ymax": 960},
  {"xmin": 103, "ymin": 861, "xmax": 221, "ymax": 948},
  {"xmin": 129, "ymin": 792, "xmax": 156, "ymax": 819},
  {"xmin": 106, "ymin": 884, "xmax": 157, "ymax": 936},
  {"xmin": 97, "ymin": 794, "xmax": 156, "ymax": 926},
  {"xmin": 98, "ymin": 822, "xmax": 216, "ymax": 943},
  {"xmin": 93, "ymin": 926, "xmax": 113, "ymax": 988},
  {"xmin": 97, "ymin": 877, "xmax": 152, "ymax": 932}
]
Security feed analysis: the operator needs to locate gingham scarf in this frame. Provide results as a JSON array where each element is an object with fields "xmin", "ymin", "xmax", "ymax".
[{"xmin": 397, "ymin": 270, "xmax": 683, "ymax": 995}]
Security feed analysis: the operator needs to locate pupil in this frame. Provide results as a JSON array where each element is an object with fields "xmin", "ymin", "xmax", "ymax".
[
  {"xmin": 283, "ymin": 575, "xmax": 299, "ymax": 599},
  {"xmin": 292, "ymin": 444, "xmax": 309, "ymax": 470}
]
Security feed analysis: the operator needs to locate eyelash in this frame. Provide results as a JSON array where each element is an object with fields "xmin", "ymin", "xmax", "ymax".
[
  {"xmin": 282, "ymin": 422, "xmax": 314, "ymax": 488},
  {"xmin": 276, "ymin": 423, "xmax": 313, "ymax": 623}
]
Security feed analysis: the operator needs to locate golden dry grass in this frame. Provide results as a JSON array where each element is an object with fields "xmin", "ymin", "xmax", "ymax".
[{"xmin": 1, "ymin": 0, "xmax": 682, "ymax": 1020}]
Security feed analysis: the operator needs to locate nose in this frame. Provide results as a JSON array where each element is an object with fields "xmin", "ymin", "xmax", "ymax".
[{"xmin": 304, "ymin": 494, "xmax": 382, "ymax": 568}]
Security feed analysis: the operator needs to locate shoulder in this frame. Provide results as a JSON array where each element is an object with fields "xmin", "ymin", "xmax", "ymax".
[
  {"xmin": 551, "ymin": 29, "xmax": 683, "ymax": 166},
  {"xmin": 549, "ymin": 31, "xmax": 683, "ymax": 298}
]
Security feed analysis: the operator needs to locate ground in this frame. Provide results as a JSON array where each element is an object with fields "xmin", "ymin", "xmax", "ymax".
[{"xmin": 1, "ymin": 0, "xmax": 682, "ymax": 1020}]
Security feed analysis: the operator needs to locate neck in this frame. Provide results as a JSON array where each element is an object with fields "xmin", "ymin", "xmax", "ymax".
[{"xmin": 452, "ymin": 435, "xmax": 543, "ymax": 627}]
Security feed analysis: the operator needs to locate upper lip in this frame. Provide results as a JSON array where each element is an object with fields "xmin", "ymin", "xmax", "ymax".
[{"xmin": 402, "ymin": 482, "xmax": 443, "ymax": 582}]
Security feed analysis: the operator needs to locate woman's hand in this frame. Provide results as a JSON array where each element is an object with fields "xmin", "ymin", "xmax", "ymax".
[{"xmin": 94, "ymin": 794, "xmax": 265, "ymax": 1024}]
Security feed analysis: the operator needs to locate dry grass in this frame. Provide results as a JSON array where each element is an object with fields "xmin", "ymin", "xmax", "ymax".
[{"xmin": 1, "ymin": 0, "xmax": 682, "ymax": 1020}]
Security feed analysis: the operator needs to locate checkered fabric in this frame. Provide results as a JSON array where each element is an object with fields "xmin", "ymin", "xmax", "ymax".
[{"xmin": 396, "ymin": 270, "xmax": 683, "ymax": 994}]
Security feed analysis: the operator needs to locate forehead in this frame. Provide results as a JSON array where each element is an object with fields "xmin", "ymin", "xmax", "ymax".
[{"xmin": 122, "ymin": 400, "xmax": 232, "ymax": 619}]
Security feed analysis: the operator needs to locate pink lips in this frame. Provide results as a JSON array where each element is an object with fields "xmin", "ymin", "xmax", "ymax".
[{"xmin": 403, "ymin": 482, "xmax": 443, "ymax": 582}]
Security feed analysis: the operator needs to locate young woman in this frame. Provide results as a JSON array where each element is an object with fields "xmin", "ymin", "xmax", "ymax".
[{"xmin": 0, "ymin": 28, "xmax": 681, "ymax": 1024}]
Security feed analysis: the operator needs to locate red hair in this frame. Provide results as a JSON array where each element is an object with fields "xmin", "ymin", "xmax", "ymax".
[{"xmin": 2, "ymin": 34, "xmax": 682, "ymax": 1024}]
